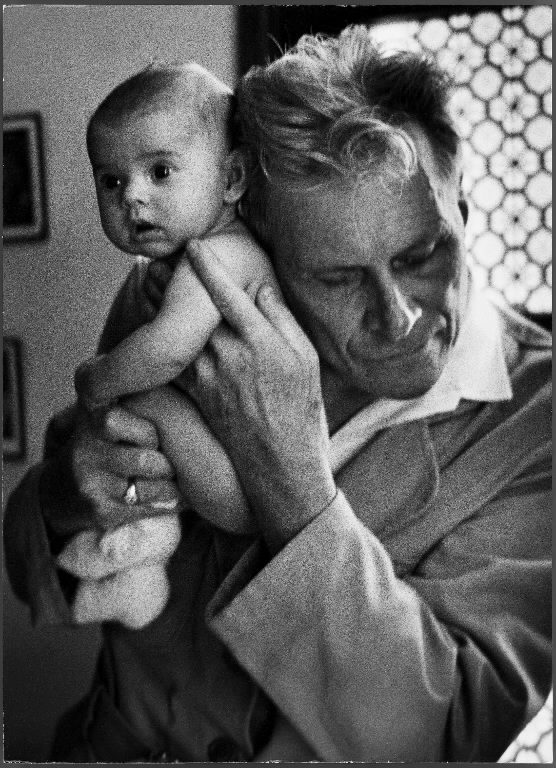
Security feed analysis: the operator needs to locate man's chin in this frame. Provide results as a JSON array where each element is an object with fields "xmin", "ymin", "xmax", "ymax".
[
  {"xmin": 383, "ymin": 378, "xmax": 439, "ymax": 400},
  {"xmin": 355, "ymin": 364, "xmax": 444, "ymax": 401}
]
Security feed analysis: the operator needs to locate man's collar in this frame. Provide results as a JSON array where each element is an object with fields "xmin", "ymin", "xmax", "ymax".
[
  {"xmin": 428, "ymin": 279, "xmax": 513, "ymax": 404},
  {"xmin": 329, "ymin": 279, "xmax": 512, "ymax": 473}
]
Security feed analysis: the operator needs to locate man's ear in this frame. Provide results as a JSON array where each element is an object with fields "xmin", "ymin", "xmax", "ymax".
[
  {"xmin": 458, "ymin": 196, "xmax": 469, "ymax": 226},
  {"xmin": 223, "ymin": 149, "xmax": 248, "ymax": 205},
  {"xmin": 456, "ymin": 166, "xmax": 469, "ymax": 225}
]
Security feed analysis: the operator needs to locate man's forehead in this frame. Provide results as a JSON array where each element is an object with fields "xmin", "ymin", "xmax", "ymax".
[
  {"xmin": 270, "ymin": 165, "xmax": 455, "ymax": 260},
  {"xmin": 404, "ymin": 121, "xmax": 461, "ymax": 208}
]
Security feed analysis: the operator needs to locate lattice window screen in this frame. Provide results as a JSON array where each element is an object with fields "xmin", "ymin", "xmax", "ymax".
[
  {"xmin": 370, "ymin": 6, "xmax": 552, "ymax": 313},
  {"xmin": 499, "ymin": 691, "xmax": 553, "ymax": 763}
]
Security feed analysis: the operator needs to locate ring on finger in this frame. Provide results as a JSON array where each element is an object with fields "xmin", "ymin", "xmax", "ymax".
[{"xmin": 123, "ymin": 478, "xmax": 139, "ymax": 506}]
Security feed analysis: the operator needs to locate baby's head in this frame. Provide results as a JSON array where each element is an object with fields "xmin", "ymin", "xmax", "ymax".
[{"xmin": 87, "ymin": 62, "xmax": 247, "ymax": 259}]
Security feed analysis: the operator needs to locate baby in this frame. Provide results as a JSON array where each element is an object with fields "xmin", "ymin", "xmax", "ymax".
[{"xmin": 57, "ymin": 62, "xmax": 280, "ymax": 628}]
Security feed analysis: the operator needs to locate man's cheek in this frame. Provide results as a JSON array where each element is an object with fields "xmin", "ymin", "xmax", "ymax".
[{"xmin": 309, "ymin": 292, "xmax": 366, "ymax": 359}]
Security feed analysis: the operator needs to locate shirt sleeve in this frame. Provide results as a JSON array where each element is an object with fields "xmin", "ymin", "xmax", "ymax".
[{"xmin": 206, "ymin": 418, "xmax": 551, "ymax": 762}]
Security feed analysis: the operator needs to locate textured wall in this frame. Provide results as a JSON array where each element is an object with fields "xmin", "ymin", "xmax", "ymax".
[{"xmin": 3, "ymin": 5, "xmax": 237, "ymax": 760}]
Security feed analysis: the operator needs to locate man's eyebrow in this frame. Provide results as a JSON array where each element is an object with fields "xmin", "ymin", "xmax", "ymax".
[
  {"xmin": 384, "ymin": 221, "xmax": 455, "ymax": 264},
  {"xmin": 404, "ymin": 221, "xmax": 454, "ymax": 252}
]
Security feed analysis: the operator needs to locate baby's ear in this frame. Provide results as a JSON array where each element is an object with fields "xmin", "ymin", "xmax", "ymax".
[{"xmin": 223, "ymin": 149, "xmax": 248, "ymax": 205}]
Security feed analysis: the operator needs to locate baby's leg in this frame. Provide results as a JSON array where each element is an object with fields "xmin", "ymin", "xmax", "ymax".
[
  {"xmin": 72, "ymin": 563, "xmax": 172, "ymax": 629},
  {"xmin": 125, "ymin": 386, "xmax": 256, "ymax": 534}
]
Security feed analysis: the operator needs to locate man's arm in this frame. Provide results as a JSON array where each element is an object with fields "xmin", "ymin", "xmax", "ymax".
[
  {"xmin": 184, "ymin": 240, "xmax": 551, "ymax": 761},
  {"xmin": 207, "ymin": 447, "xmax": 551, "ymax": 762}
]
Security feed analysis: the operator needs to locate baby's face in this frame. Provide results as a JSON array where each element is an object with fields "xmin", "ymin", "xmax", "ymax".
[{"xmin": 88, "ymin": 108, "xmax": 230, "ymax": 258}]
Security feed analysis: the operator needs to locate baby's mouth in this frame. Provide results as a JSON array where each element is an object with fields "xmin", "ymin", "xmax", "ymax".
[
  {"xmin": 130, "ymin": 220, "xmax": 163, "ymax": 240},
  {"xmin": 134, "ymin": 221, "xmax": 156, "ymax": 234}
]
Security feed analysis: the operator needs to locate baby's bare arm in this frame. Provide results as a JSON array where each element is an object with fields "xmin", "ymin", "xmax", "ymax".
[
  {"xmin": 75, "ymin": 225, "xmax": 278, "ymax": 410},
  {"xmin": 75, "ymin": 257, "xmax": 221, "ymax": 408}
]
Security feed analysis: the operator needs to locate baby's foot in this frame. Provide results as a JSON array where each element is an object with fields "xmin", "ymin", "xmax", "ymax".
[
  {"xmin": 57, "ymin": 514, "xmax": 181, "ymax": 579},
  {"xmin": 72, "ymin": 563, "xmax": 171, "ymax": 629},
  {"xmin": 99, "ymin": 524, "xmax": 136, "ymax": 562}
]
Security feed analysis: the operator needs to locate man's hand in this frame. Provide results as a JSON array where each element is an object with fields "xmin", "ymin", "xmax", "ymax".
[
  {"xmin": 42, "ymin": 403, "xmax": 180, "ymax": 542},
  {"xmin": 71, "ymin": 404, "xmax": 179, "ymax": 531},
  {"xmin": 183, "ymin": 239, "xmax": 337, "ymax": 553}
]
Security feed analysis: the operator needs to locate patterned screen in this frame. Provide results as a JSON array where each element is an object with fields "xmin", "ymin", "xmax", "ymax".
[
  {"xmin": 499, "ymin": 691, "xmax": 553, "ymax": 763},
  {"xmin": 370, "ymin": 6, "xmax": 552, "ymax": 313}
]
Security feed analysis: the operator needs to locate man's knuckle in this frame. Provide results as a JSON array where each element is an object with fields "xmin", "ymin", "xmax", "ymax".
[
  {"xmin": 103, "ymin": 410, "xmax": 119, "ymax": 438},
  {"xmin": 80, "ymin": 477, "xmax": 100, "ymax": 501},
  {"xmin": 136, "ymin": 449, "xmax": 152, "ymax": 474}
]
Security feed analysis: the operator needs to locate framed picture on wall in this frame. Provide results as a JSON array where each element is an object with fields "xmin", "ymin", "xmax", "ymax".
[
  {"xmin": 3, "ymin": 337, "xmax": 25, "ymax": 460},
  {"xmin": 3, "ymin": 113, "xmax": 48, "ymax": 243}
]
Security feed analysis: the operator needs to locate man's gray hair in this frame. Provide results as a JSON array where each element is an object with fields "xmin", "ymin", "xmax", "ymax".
[{"xmin": 236, "ymin": 25, "xmax": 460, "ymax": 245}]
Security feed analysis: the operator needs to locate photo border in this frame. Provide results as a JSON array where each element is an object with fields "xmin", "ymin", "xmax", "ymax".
[{"xmin": 3, "ymin": 336, "xmax": 26, "ymax": 460}]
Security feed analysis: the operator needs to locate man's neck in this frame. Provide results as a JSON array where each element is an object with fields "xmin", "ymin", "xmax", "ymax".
[{"xmin": 320, "ymin": 364, "xmax": 377, "ymax": 434}]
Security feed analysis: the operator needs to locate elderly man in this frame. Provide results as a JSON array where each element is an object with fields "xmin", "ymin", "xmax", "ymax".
[{"xmin": 5, "ymin": 26, "xmax": 551, "ymax": 762}]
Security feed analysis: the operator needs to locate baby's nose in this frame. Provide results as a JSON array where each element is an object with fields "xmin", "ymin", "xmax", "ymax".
[{"xmin": 122, "ymin": 177, "xmax": 148, "ymax": 207}]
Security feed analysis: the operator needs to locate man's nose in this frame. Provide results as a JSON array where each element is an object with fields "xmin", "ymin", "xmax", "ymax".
[{"xmin": 367, "ymin": 279, "xmax": 423, "ymax": 342}]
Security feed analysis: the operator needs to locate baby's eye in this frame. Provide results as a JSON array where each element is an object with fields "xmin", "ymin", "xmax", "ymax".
[
  {"xmin": 152, "ymin": 164, "xmax": 171, "ymax": 181},
  {"xmin": 100, "ymin": 174, "xmax": 121, "ymax": 190}
]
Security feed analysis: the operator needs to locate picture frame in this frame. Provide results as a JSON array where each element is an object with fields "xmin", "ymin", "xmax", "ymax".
[
  {"xmin": 3, "ymin": 113, "xmax": 48, "ymax": 243},
  {"xmin": 3, "ymin": 336, "xmax": 25, "ymax": 460}
]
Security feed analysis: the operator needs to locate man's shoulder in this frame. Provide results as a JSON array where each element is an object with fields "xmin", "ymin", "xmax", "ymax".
[
  {"xmin": 488, "ymin": 303, "xmax": 551, "ymax": 448},
  {"xmin": 491, "ymin": 301, "xmax": 551, "ymax": 396}
]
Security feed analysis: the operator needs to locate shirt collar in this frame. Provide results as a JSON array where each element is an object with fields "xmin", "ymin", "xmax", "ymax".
[
  {"xmin": 427, "ymin": 278, "xmax": 512, "ymax": 404},
  {"xmin": 329, "ymin": 279, "xmax": 513, "ymax": 473}
]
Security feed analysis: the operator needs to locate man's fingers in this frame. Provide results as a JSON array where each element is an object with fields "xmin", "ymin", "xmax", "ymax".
[
  {"xmin": 101, "ymin": 405, "xmax": 160, "ymax": 448},
  {"xmin": 133, "ymin": 479, "xmax": 180, "ymax": 509},
  {"xmin": 111, "ymin": 444, "xmax": 175, "ymax": 479},
  {"xmin": 255, "ymin": 284, "xmax": 316, "ymax": 357},
  {"xmin": 187, "ymin": 239, "xmax": 267, "ymax": 340},
  {"xmin": 202, "ymin": 324, "xmax": 239, "ymax": 368}
]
